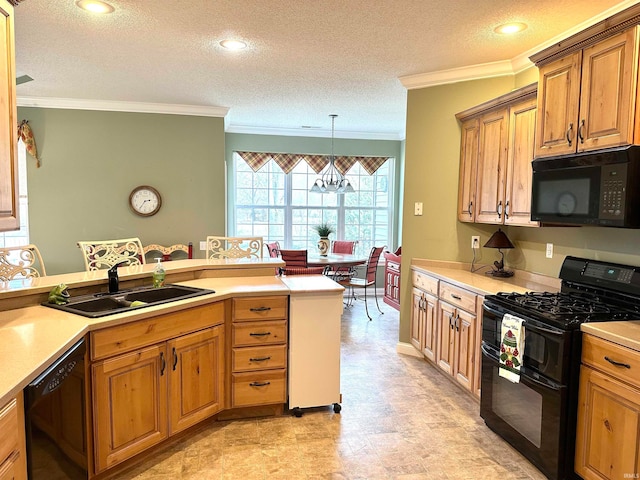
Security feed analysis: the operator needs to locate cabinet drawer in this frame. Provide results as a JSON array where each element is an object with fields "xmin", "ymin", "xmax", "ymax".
[
  {"xmin": 582, "ymin": 335, "xmax": 640, "ymax": 389},
  {"xmin": 412, "ymin": 271, "xmax": 438, "ymax": 296},
  {"xmin": 91, "ymin": 302, "xmax": 224, "ymax": 360},
  {"xmin": 0, "ymin": 398, "xmax": 18, "ymax": 466},
  {"xmin": 233, "ymin": 296, "xmax": 288, "ymax": 322},
  {"xmin": 232, "ymin": 345, "xmax": 287, "ymax": 372},
  {"xmin": 232, "ymin": 320, "xmax": 287, "ymax": 347},
  {"xmin": 232, "ymin": 369, "xmax": 286, "ymax": 407},
  {"xmin": 386, "ymin": 261, "xmax": 400, "ymax": 273},
  {"xmin": 439, "ymin": 281, "xmax": 476, "ymax": 313}
]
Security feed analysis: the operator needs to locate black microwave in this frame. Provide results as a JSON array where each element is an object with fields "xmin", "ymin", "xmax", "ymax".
[{"xmin": 531, "ymin": 146, "xmax": 640, "ymax": 227}]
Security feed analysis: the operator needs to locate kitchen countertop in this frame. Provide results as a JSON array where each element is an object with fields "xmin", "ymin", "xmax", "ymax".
[
  {"xmin": 0, "ymin": 260, "xmax": 342, "ymax": 408},
  {"xmin": 581, "ymin": 322, "xmax": 640, "ymax": 352},
  {"xmin": 411, "ymin": 259, "xmax": 561, "ymax": 296}
]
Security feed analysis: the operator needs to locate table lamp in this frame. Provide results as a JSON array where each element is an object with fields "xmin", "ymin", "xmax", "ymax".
[{"xmin": 484, "ymin": 228, "xmax": 514, "ymax": 277}]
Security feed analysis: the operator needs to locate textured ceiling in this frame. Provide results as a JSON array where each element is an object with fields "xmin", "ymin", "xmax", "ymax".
[{"xmin": 12, "ymin": 0, "xmax": 634, "ymax": 139}]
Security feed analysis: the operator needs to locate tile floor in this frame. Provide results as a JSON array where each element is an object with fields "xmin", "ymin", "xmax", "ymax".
[{"xmin": 109, "ymin": 295, "xmax": 547, "ymax": 480}]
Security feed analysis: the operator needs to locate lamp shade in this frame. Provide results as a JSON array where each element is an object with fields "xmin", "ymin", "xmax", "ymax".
[{"xmin": 483, "ymin": 228, "xmax": 514, "ymax": 249}]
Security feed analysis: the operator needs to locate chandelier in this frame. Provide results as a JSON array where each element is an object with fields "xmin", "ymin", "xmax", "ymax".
[{"xmin": 309, "ymin": 114, "xmax": 355, "ymax": 194}]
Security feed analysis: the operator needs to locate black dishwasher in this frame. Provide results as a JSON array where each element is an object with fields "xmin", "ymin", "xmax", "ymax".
[{"xmin": 24, "ymin": 338, "xmax": 88, "ymax": 479}]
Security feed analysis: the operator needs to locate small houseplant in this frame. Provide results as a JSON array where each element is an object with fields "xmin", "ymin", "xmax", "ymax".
[
  {"xmin": 313, "ymin": 223, "xmax": 335, "ymax": 238},
  {"xmin": 313, "ymin": 223, "xmax": 335, "ymax": 256}
]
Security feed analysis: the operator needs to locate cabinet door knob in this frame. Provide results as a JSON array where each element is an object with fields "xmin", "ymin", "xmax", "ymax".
[
  {"xmin": 497, "ymin": 201, "xmax": 503, "ymax": 218},
  {"xmin": 160, "ymin": 351, "xmax": 166, "ymax": 376},
  {"xmin": 578, "ymin": 119, "xmax": 585, "ymax": 144},
  {"xmin": 504, "ymin": 200, "xmax": 510, "ymax": 219},
  {"xmin": 172, "ymin": 347, "xmax": 178, "ymax": 371},
  {"xmin": 566, "ymin": 123, "xmax": 573, "ymax": 146},
  {"xmin": 468, "ymin": 201, "xmax": 473, "ymax": 217}
]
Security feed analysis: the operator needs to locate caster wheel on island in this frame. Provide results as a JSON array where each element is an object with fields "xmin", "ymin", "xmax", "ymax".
[
  {"xmin": 333, "ymin": 403, "xmax": 342, "ymax": 413},
  {"xmin": 292, "ymin": 407, "xmax": 303, "ymax": 418}
]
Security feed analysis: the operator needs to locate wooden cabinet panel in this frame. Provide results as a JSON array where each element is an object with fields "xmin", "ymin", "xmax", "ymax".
[
  {"xmin": 505, "ymin": 98, "xmax": 538, "ymax": 227},
  {"xmin": 535, "ymin": 52, "xmax": 582, "ymax": 158},
  {"xmin": 233, "ymin": 296, "xmax": 287, "ymax": 321},
  {"xmin": 232, "ymin": 344, "xmax": 287, "ymax": 372},
  {"xmin": 410, "ymin": 288, "xmax": 425, "ymax": 352},
  {"xmin": 168, "ymin": 325, "xmax": 225, "ymax": 434},
  {"xmin": 582, "ymin": 334, "xmax": 640, "ymax": 388},
  {"xmin": 458, "ymin": 118, "xmax": 479, "ymax": 222},
  {"xmin": 232, "ymin": 320, "xmax": 287, "ymax": 347},
  {"xmin": 453, "ymin": 308, "xmax": 475, "ymax": 391},
  {"xmin": 439, "ymin": 281, "xmax": 476, "ymax": 313},
  {"xmin": 0, "ymin": 453, "xmax": 21, "ymax": 480},
  {"xmin": 436, "ymin": 301, "xmax": 455, "ymax": 376},
  {"xmin": 231, "ymin": 370, "xmax": 286, "ymax": 407},
  {"xmin": 91, "ymin": 302, "xmax": 224, "ymax": 360},
  {"xmin": 575, "ymin": 365, "xmax": 640, "ymax": 480},
  {"xmin": 475, "ymin": 108, "xmax": 509, "ymax": 224},
  {"xmin": 92, "ymin": 344, "xmax": 168, "ymax": 473},
  {"xmin": 0, "ymin": 393, "xmax": 25, "ymax": 480},
  {"xmin": 422, "ymin": 293, "xmax": 437, "ymax": 363},
  {"xmin": 580, "ymin": 28, "xmax": 638, "ymax": 151},
  {"xmin": 412, "ymin": 271, "xmax": 438, "ymax": 296},
  {"xmin": 0, "ymin": 0, "xmax": 19, "ymax": 232}
]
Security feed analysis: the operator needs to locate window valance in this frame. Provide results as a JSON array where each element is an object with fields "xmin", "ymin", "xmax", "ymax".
[{"xmin": 235, "ymin": 151, "xmax": 390, "ymax": 175}]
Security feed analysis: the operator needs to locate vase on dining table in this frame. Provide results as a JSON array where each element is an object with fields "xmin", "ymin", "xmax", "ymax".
[{"xmin": 317, "ymin": 237, "xmax": 330, "ymax": 257}]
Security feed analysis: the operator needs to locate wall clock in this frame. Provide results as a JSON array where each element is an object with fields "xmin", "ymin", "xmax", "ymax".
[{"xmin": 129, "ymin": 185, "xmax": 162, "ymax": 217}]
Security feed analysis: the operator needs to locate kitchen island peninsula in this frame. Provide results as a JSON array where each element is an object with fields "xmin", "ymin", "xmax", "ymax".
[{"xmin": 0, "ymin": 258, "xmax": 344, "ymax": 479}]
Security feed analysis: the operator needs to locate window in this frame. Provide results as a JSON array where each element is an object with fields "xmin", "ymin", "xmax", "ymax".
[
  {"xmin": 0, "ymin": 140, "xmax": 29, "ymax": 247},
  {"xmin": 233, "ymin": 152, "xmax": 393, "ymax": 256}
]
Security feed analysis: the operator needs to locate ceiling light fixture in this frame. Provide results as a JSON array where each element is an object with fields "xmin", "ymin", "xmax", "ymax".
[
  {"xmin": 310, "ymin": 114, "xmax": 355, "ymax": 195},
  {"xmin": 75, "ymin": 0, "xmax": 115, "ymax": 14},
  {"xmin": 220, "ymin": 39, "xmax": 247, "ymax": 50},
  {"xmin": 494, "ymin": 22, "xmax": 527, "ymax": 35}
]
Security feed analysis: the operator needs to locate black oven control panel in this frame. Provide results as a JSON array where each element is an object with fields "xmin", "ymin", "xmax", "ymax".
[
  {"xmin": 561, "ymin": 256, "xmax": 640, "ymax": 296},
  {"xmin": 584, "ymin": 263, "xmax": 634, "ymax": 284}
]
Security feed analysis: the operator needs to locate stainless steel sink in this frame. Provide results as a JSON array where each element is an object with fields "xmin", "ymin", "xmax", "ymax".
[{"xmin": 44, "ymin": 284, "xmax": 215, "ymax": 318}]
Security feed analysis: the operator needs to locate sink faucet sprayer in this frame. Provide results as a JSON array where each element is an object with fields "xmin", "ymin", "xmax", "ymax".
[{"xmin": 108, "ymin": 262, "xmax": 128, "ymax": 293}]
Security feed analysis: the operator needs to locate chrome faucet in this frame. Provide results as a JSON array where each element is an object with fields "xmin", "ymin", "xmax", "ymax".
[{"xmin": 108, "ymin": 262, "xmax": 127, "ymax": 293}]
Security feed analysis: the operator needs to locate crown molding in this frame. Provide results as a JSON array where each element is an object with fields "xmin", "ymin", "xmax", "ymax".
[
  {"xmin": 400, "ymin": 0, "xmax": 638, "ymax": 90},
  {"xmin": 17, "ymin": 96, "xmax": 229, "ymax": 118},
  {"xmin": 225, "ymin": 124, "xmax": 404, "ymax": 141}
]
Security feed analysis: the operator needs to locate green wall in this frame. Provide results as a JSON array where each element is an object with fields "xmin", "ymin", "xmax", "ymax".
[
  {"xmin": 18, "ymin": 107, "xmax": 226, "ymax": 274},
  {"xmin": 225, "ymin": 132, "xmax": 404, "ymax": 251},
  {"xmin": 400, "ymin": 70, "xmax": 640, "ymax": 343}
]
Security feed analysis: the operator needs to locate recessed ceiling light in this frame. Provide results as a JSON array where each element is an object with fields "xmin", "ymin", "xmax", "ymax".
[
  {"xmin": 76, "ymin": 0, "xmax": 115, "ymax": 14},
  {"xmin": 494, "ymin": 22, "xmax": 527, "ymax": 35},
  {"xmin": 220, "ymin": 39, "xmax": 247, "ymax": 51}
]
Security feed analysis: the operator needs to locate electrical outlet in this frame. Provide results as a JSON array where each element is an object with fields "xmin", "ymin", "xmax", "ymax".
[
  {"xmin": 414, "ymin": 202, "xmax": 423, "ymax": 216},
  {"xmin": 546, "ymin": 243, "xmax": 553, "ymax": 258},
  {"xmin": 199, "ymin": 241, "xmax": 206, "ymax": 251},
  {"xmin": 471, "ymin": 236, "xmax": 480, "ymax": 249}
]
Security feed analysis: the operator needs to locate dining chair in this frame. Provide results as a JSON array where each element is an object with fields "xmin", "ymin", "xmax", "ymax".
[
  {"xmin": 206, "ymin": 236, "xmax": 263, "ymax": 259},
  {"xmin": 0, "ymin": 244, "xmax": 46, "ymax": 281},
  {"xmin": 279, "ymin": 249, "xmax": 327, "ymax": 276},
  {"xmin": 326, "ymin": 240, "xmax": 359, "ymax": 281},
  {"xmin": 340, "ymin": 245, "xmax": 386, "ymax": 320},
  {"xmin": 77, "ymin": 237, "xmax": 145, "ymax": 271},
  {"xmin": 264, "ymin": 241, "xmax": 281, "ymax": 258},
  {"xmin": 143, "ymin": 242, "xmax": 193, "ymax": 262}
]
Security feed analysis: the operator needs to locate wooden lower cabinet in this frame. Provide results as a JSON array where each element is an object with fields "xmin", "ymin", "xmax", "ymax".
[
  {"xmin": 0, "ymin": 394, "xmax": 26, "ymax": 480},
  {"xmin": 436, "ymin": 301, "xmax": 455, "ymax": 375},
  {"xmin": 575, "ymin": 334, "xmax": 640, "ymax": 479},
  {"xmin": 410, "ymin": 288, "xmax": 425, "ymax": 352},
  {"xmin": 91, "ymin": 303, "xmax": 226, "ymax": 473},
  {"xmin": 422, "ymin": 293, "xmax": 437, "ymax": 362}
]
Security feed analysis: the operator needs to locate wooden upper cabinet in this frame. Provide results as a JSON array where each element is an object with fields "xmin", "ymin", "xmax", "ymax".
[
  {"xmin": 0, "ymin": 0, "xmax": 19, "ymax": 232},
  {"xmin": 456, "ymin": 84, "xmax": 538, "ymax": 227},
  {"xmin": 534, "ymin": 27, "xmax": 640, "ymax": 158},
  {"xmin": 505, "ymin": 98, "xmax": 538, "ymax": 226},
  {"xmin": 457, "ymin": 118, "xmax": 479, "ymax": 222},
  {"xmin": 475, "ymin": 108, "xmax": 508, "ymax": 224}
]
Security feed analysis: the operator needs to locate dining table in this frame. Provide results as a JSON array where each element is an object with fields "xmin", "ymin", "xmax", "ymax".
[{"xmin": 306, "ymin": 253, "xmax": 367, "ymax": 269}]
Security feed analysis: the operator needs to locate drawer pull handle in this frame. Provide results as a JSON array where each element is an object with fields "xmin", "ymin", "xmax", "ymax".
[
  {"xmin": 250, "ymin": 307, "xmax": 271, "ymax": 312},
  {"xmin": 160, "ymin": 351, "xmax": 166, "ymax": 376},
  {"xmin": 249, "ymin": 332, "xmax": 271, "ymax": 337},
  {"xmin": 604, "ymin": 356, "xmax": 631, "ymax": 369},
  {"xmin": 451, "ymin": 294, "xmax": 462, "ymax": 300},
  {"xmin": 249, "ymin": 381, "xmax": 271, "ymax": 387},
  {"xmin": 172, "ymin": 347, "xmax": 178, "ymax": 371},
  {"xmin": 249, "ymin": 356, "xmax": 272, "ymax": 362}
]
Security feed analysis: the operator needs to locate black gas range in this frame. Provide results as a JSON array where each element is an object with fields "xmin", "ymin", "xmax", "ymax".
[{"xmin": 481, "ymin": 256, "xmax": 640, "ymax": 480}]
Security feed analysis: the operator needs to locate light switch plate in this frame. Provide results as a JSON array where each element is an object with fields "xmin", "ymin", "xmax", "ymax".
[
  {"xmin": 414, "ymin": 202, "xmax": 423, "ymax": 216},
  {"xmin": 199, "ymin": 241, "xmax": 206, "ymax": 251},
  {"xmin": 546, "ymin": 243, "xmax": 553, "ymax": 258}
]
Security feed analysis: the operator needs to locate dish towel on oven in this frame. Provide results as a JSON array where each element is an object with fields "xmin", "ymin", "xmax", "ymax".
[{"xmin": 499, "ymin": 313, "xmax": 525, "ymax": 383}]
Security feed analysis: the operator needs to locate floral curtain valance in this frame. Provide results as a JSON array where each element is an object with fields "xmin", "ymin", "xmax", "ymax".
[{"xmin": 236, "ymin": 151, "xmax": 390, "ymax": 176}]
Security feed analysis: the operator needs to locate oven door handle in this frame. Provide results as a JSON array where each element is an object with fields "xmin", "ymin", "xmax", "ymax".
[{"xmin": 483, "ymin": 303, "xmax": 564, "ymax": 337}]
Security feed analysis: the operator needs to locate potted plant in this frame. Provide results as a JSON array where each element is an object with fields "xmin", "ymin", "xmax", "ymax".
[{"xmin": 313, "ymin": 223, "xmax": 335, "ymax": 256}]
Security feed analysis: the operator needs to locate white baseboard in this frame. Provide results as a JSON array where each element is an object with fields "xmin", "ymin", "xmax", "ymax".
[{"xmin": 396, "ymin": 342, "xmax": 422, "ymax": 358}]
